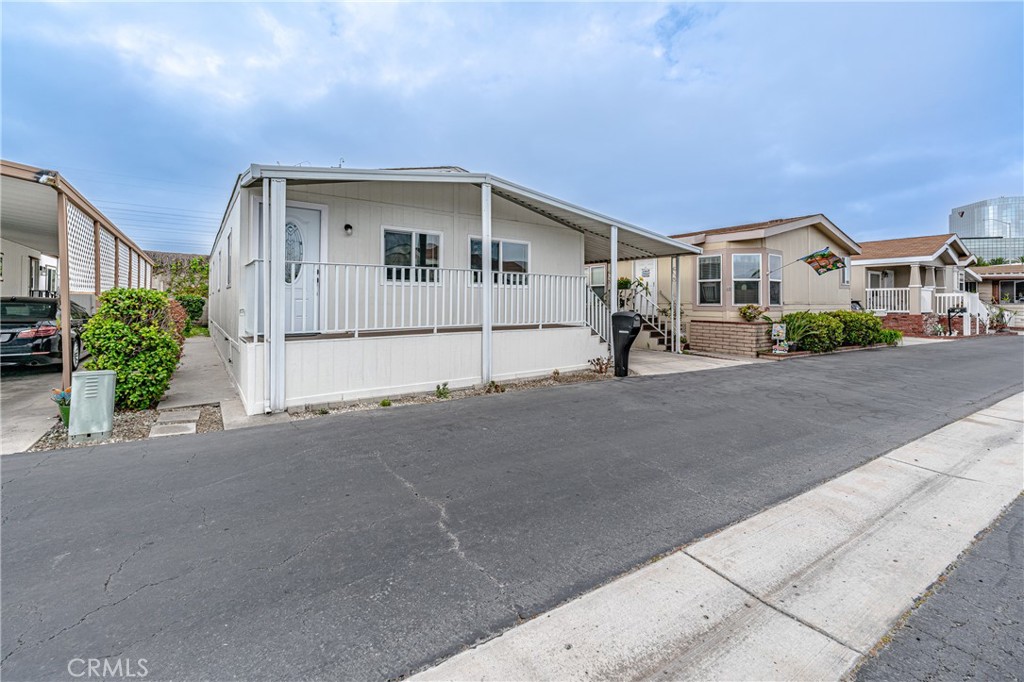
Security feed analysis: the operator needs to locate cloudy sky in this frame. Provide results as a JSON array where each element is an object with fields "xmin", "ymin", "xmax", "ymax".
[{"xmin": 3, "ymin": 2, "xmax": 1021, "ymax": 253}]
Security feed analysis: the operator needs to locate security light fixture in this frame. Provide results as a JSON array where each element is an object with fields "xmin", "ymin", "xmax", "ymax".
[{"xmin": 344, "ymin": 223, "xmax": 354, "ymax": 236}]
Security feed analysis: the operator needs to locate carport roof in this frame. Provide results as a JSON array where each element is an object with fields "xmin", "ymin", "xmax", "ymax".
[
  {"xmin": 1, "ymin": 159, "xmax": 153, "ymax": 263},
  {"xmin": 238, "ymin": 165, "xmax": 701, "ymax": 263}
]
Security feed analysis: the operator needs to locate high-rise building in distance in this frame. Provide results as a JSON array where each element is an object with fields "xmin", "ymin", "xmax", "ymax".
[{"xmin": 948, "ymin": 196, "xmax": 1024, "ymax": 262}]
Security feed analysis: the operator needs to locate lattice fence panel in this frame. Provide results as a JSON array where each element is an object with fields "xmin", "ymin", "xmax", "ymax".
[
  {"xmin": 99, "ymin": 230, "xmax": 116, "ymax": 291},
  {"xmin": 66, "ymin": 202, "xmax": 95, "ymax": 293},
  {"xmin": 118, "ymin": 241, "xmax": 131, "ymax": 287}
]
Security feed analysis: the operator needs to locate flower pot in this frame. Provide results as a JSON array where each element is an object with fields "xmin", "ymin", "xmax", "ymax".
[{"xmin": 58, "ymin": 404, "xmax": 70, "ymax": 427}]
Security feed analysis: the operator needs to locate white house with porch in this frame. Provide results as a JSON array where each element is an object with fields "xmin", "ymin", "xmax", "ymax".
[
  {"xmin": 207, "ymin": 165, "xmax": 699, "ymax": 414},
  {"xmin": 850, "ymin": 234, "xmax": 984, "ymax": 336}
]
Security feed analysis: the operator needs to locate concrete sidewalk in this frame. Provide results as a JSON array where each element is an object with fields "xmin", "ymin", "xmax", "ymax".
[
  {"xmin": 628, "ymin": 349, "xmax": 757, "ymax": 376},
  {"xmin": 0, "ymin": 368, "xmax": 62, "ymax": 454},
  {"xmin": 415, "ymin": 393, "xmax": 1024, "ymax": 681},
  {"xmin": 157, "ymin": 336, "xmax": 239, "ymax": 410}
]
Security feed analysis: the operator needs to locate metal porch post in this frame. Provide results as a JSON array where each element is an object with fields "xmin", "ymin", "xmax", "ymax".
[
  {"xmin": 268, "ymin": 178, "xmax": 287, "ymax": 412},
  {"xmin": 672, "ymin": 255, "xmax": 680, "ymax": 353},
  {"xmin": 609, "ymin": 225, "xmax": 618, "ymax": 362},
  {"xmin": 56, "ymin": 191, "xmax": 72, "ymax": 389},
  {"xmin": 481, "ymin": 182, "xmax": 493, "ymax": 383}
]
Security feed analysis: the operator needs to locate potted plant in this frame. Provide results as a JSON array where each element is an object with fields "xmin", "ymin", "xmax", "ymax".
[{"xmin": 51, "ymin": 387, "xmax": 71, "ymax": 427}]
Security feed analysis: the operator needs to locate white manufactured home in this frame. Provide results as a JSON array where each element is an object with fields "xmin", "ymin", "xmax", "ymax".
[{"xmin": 208, "ymin": 166, "xmax": 699, "ymax": 414}]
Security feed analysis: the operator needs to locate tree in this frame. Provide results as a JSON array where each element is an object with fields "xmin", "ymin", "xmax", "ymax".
[{"xmin": 989, "ymin": 257, "xmax": 1009, "ymax": 265}]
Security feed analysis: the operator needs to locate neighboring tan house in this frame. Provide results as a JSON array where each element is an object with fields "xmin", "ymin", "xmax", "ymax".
[
  {"xmin": 850, "ymin": 234, "xmax": 983, "ymax": 336},
  {"xmin": 206, "ymin": 165, "xmax": 699, "ymax": 414},
  {"xmin": 593, "ymin": 214, "xmax": 861, "ymax": 356},
  {"xmin": 972, "ymin": 263, "xmax": 1024, "ymax": 328}
]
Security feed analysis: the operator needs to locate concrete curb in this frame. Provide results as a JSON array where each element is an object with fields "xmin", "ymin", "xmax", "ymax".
[{"xmin": 413, "ymin": 393, "xmax": 1024, "ymax": 681}]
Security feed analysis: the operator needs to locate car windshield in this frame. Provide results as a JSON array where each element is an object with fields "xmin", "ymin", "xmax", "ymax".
[{"xmin": 1, "ymin": 301, "xmax": 57, "ymax": 322}]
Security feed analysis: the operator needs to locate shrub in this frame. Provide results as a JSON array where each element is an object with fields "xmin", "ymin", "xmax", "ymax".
[
  {"xmin": 877, "ymin": 329, "xmax": 903, "ymax": 346},
  {"xmin": 781, "ymin": 311, "xmax": 843, "ymax": 353},
  {"xmin": 738, "ymin": 304, "xmax": 768, "ymax": 322},
  {"xmin": 827, "ymin": 310, "xmax": 884, "ymax": 347},
  {"xmin": 379, "ymin": 398, "xmax": 392, "ymax": 407},
  {"xmin": 435, "ymin": 382, "xmax": 451, "ymax": 399},
  {"xmin": 588, "ymin": 356, "xmax": 611, "ymax": 374},
  {"xmin": 175, "ymin": 294, "xmax": 206, "ymax": 323},
  {"xmin": 168, "ymin": 300, "xmax": 188, "ymax": 349},
  {"xmin": 81, "ymin": 288, "xmax": 180, "ymax": 410}
]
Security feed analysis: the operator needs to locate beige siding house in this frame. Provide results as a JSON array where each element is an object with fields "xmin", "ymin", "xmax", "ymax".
[
  {"xmin": 207, "ymin": 165, "xmax": 699, "ymax": 414},
  {"xmin": 850, "ymin": 234, "xmax": 982, "ymax": 336},
  {"xmin": 594, "ymin": 215, "xmax": 860, "ymax": 354},
  {"xmin": 971, "ymin": 263, "xmax": 1024, "ymax": 328}
]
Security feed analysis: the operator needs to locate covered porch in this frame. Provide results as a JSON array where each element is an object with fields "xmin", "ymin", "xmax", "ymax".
[{"xmin": 223, "ymin": 166, "xmax": 699, "ymax": 413}]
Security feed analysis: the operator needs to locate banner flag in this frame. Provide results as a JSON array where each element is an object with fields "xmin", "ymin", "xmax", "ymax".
[{"xmin": 800, "ymin": 247, "xmax": 846, "ymax": 276}]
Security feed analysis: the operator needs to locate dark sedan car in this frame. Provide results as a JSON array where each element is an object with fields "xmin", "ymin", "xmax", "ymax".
[{"xmin": 0, "ymin": 297, "xmax": 89, "ymax": 370}]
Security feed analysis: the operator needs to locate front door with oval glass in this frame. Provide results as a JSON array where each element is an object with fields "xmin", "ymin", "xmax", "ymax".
[{"xmin": 284, "ymin": 206, "xmax": 321, "ymax": 333}]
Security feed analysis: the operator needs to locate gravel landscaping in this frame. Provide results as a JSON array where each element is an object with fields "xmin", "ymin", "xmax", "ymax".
[
  {"xmin": 289, "ymin": 368, "xmax": 614, "ymax": 420},
  {"xmin": 28, "ymin": 404, "xmax": 224, "ymax": 452}
]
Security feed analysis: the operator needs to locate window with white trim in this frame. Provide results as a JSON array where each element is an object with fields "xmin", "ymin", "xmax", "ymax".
[
  {"xmin": 470, "ymin": 238, "xmax": 529, "ymax": 285},
  {"xmin": 956, "ymin": 268, "xmax": 965, "ymax": 292},
  {"xmin": 732, "ymin": 253, "xmax": 761, "ymax": 305},
  {"xmin": 768, "ymin": 253, "xmax": 782, "ymax": 306},
  {"xmin": 841, "ymin": 257, "xmax": 851, "ymax": 286},
  {"xmin": 697, "ymin": 255, "xmax": 721, "ymax": 305},
  {"xmin": 383, "ymin": 228, "xmax": 440, "ymax": 282},
  {"xmin": 587, "ymin": 265, "xmax": 607, "ymax": 298}
]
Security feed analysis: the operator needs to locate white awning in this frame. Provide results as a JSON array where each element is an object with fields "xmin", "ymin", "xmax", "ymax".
[{"xmin": 240, "ymin": 165, "xmax": 701, "ymax": 263}]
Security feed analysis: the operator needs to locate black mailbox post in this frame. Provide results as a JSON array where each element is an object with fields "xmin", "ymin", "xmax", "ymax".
[
  {"xmin": 612, "ymin": 311, "xmax": 643, "ymax": 377},
  {"xmin": 947, "ymin": 306, "xmax": 967, "ymax": 335}
]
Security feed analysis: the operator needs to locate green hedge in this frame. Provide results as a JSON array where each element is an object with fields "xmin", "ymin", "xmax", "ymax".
[
  {"xmin": 782, "ymin": 311, "xmax": 844, "ymax": 353},
  {"xmin": 826, "ymin": 310, "xmax": 885, "ymax": 347},
  {"xmin": 81, "ymin": 288, "xmax": 180, "ymax": 410},
  {"xmin": 175, "ymin": 294, "xmax": 206, "ymax": 323}
]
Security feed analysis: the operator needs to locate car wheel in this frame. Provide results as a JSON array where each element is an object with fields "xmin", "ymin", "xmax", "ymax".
[{"xmin": 71, "ymin": 338, "xmax": 81, "ymax": 371}]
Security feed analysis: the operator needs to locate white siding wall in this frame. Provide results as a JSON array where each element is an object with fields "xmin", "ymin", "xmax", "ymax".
[
  {"xmin": 235, "ymin": 326, "xmax": 604, "ymax": 413},
  {"xmin": 213, "ymin": 180, "xmax": 594, "ymax": 414}
]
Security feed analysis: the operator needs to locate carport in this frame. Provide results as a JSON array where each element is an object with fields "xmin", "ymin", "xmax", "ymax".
[{"xmin": 1, "ymin": 160, "xmax": 154, "ymax": 388}]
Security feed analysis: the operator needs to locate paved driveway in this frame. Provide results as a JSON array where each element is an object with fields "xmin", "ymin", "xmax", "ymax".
[
  {"xmin": 2, "ymin": 337, "xmax": 1022, "ymax": 680},
  {"xmin": 0, "ymin": 367, "xmax": 63, "ymax": 454}
]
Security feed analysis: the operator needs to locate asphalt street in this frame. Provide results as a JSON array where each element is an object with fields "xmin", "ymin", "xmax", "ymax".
[
  {"xmin": 2, "ymin": 336, "xmax": 1022, "ymax": 680},
  {"xmin": 857, "ymin": 495, "xmax": 1023, "ymax": 681}
]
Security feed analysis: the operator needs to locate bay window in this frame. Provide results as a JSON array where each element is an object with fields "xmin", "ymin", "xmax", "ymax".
[
  {"xmin": 697, "ymin": 255, "xmax": 721, "ymax": 305},
  {"xmin": 769, "ymin": 253, "xmax": 782, "ymax": 306},
  {"xmin": 732, "ymin": 253, "xmax": 761, "ymax": 306}
]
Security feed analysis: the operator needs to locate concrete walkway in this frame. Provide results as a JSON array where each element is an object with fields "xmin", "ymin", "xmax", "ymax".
[
  {"xmin": 158, "ymin": 337, "xmax": 239, "ymax": 410},
  {"xmin": 628, "ymin": 349, "xmax": 756, "ymax": 376},
  {"xmin": 0, "ymin": 368, "xmax": 62, "ymax": 454},
  {"xmin": 416, "ymin": 394, "xmax": 1023, "ymax": 681}
]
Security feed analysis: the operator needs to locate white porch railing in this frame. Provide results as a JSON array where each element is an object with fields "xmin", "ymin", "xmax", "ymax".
[
  {"xmin": 243, "ymin": 260, "xmax": 590, "ymax": 336},
  {"xmin": 865, "ymin": 287, "xmax": 910, "ymax": 313},
  {"xmin": 632, "ymin": 290, "xmax": 671, "ymax": 340},
  {"xmin": 934, "ymin": 292, "xmax": 965, "ymax": 313},
  {"xmin": 586, "ymin": 288, "xmax": 610, "ymax": 343}
]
